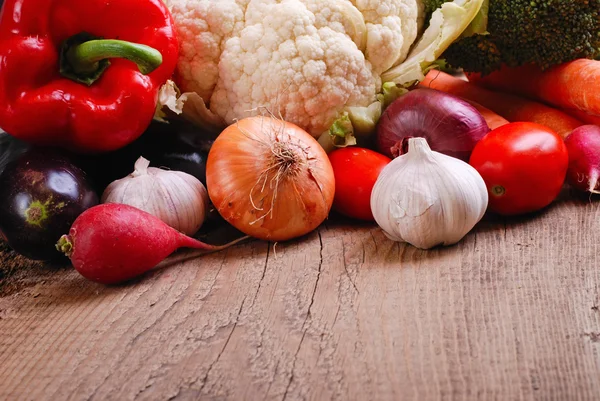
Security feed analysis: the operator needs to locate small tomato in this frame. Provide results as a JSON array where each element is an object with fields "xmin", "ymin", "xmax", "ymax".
[
  {"xmin": 469, "ymin": 122, "xmax": 568, "ymax": 216},
  {"xmin": 328, "ymin": 147, "xmax": 391, "ymax": 221}
]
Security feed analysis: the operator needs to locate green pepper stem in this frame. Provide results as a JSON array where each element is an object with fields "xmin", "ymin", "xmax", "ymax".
[{"xmin": 67, "ymin": 39, "xmax": 163, "ymax": 75}]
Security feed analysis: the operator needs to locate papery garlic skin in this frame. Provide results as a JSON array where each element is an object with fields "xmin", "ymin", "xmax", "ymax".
[
  {"xmin": 370, "ymin": 137, "xmax": 488, "ymax": 249},
  {"xmin": 102, "ymin": 157, "xmax": 209, "ymax": 236}
]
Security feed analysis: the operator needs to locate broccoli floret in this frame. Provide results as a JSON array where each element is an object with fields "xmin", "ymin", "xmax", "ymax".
[{"xmin": 430, "ymin": 0, "xmax": 600, "ymax": 74}]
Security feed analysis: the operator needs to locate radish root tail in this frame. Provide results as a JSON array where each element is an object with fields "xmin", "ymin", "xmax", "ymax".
[{"xmin": 589, "ymin": 171, "xmax": 600, "ymax": 194}]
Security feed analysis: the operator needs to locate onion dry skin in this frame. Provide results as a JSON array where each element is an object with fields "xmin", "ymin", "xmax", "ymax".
[{"xmin": 206, "ymin": 115, "xmax": 335, "ymax": 241}]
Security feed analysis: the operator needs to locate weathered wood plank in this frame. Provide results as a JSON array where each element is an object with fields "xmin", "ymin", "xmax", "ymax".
[{"xmin": 1, "ymin": 195, "xmax": 600, "ymax": 401}]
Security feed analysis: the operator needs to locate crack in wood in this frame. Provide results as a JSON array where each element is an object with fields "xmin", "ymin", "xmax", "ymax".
[
  {"xmin": 281, "ymin": 231, "xmax": 324, "ymax": 401},
  {"xmin": 263, "ymin": 360, "xmax": 280, "ymax": 401},
  {"xmin": 369, "ymin": 230, "xmax": 378, "ymax": 252},
  {"xmin": 282, "ymin": 329, "xmax": 308, "ymax": 401},
  {"xmin": 86, "ymin": 284, "xmax": 160, "ymax": 401},
  {"xmin": 583, "ymin": 332, "xmax": 600, "ymax": 343},
  {"xmin": 250, "ymin": 244, "xmax": 270, "ymax": 309},
  {"xmin": 5, "ymin": 199, "xmax": 600, "ymax": 401},
  {"xmin": 202, "ymin": 257, "xmax": 227, "ymax": 301},
  {"xmin": 144, "ymin": 257, "xmax": 228, "ymax": 352},
  {"xmin": 332, "ymin": 304, "xmax": 341, "ymax": 328},
  {"xmin": 125, "ymin": 257, "xmax": 232, "ymax": 399},
  {"xmin": 166, "ymin": 385, "xmax": 182, "ymax": 401},
  {"xmin": 592, "ymin": 281, "xmax": 599, "ymax": 313},
  {"xmin": 341, "ymin": 242, "xmax": 359, "ymax": 294},
  {"xmin": 361, "ymin": 245, "xmax": 366, "ymax": 265},
  {"xmin": 130, "ymin": 299, "xmax": 181, "ymax": 349},
  {"xmin": 135, "ymin": 361, "xmax": 175, "ymax": 399},
  {"xmin": 307, "ymin": 231, "xmax": 324, "ymax": 324},
  {"xmin": 62, "ymin": 290, "xmax": 132, "ymax": 401},
  {"xmin": 196, "ymin": 296, "xmax": 247, "ymax": 396}
]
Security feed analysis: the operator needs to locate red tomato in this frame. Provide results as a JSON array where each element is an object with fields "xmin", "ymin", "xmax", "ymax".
[
  {"xmin": 328, "ymin": 147, "xmax": 391, "ymax": 221},
  {"xmin": 469, "ymin": 122, "xmax": 568, "ymax": 216}
]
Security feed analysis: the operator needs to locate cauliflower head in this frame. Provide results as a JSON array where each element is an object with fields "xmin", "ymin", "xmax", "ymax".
[{"xmin": 165, "ymin": 0, "xmax": 483, "ymax": 138}]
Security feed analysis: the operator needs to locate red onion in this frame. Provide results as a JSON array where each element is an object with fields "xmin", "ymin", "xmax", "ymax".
[
  {"xmin": 376, "ymin": 88, "xmax": 490, "ymax": 161},
  {"xmin": 564, "ymin": 125, "xmax": 600, "ymax": 194}
]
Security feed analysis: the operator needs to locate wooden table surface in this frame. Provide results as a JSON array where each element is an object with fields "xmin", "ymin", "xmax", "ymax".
[{"xmin": 1, "ymin": 191, "xmax": 599, "ymax": 401}]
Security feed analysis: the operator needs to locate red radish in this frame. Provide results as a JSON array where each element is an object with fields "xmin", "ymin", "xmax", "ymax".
[
  {"xmin": 563, "ymin": 125, "xmax": 600, "ymax": 195},
  {"xmin": 56, "ymin": 203, "xmax": 247, "ymax": 284}
]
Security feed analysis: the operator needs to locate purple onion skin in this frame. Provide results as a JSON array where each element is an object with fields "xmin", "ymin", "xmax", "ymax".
[{"xmin": 376, "ymin": 88, "xmax": 490, "ymax": 161}]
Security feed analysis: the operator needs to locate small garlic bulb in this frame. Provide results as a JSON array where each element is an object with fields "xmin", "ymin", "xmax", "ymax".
[
  {"xmin": 101, "ymin": 157, "xmax": 209, "ymax": 236},
  {"xmin": 370, "ymin": 137, "xmax": 488, "ymax": 249}
]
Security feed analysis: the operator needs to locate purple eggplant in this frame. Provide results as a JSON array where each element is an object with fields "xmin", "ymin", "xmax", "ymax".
[
  {"xmin": 80, "ymin": 120, "xmax": 213, "ymax": 192},
  {"xmin": 0, "ymin": 148, "xmax": 99, "ymax": 260}
]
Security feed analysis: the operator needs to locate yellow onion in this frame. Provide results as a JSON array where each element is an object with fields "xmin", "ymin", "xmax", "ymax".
[{"xmin": 206, "ymin": 115, "xmax": 335, "ymax": 241}]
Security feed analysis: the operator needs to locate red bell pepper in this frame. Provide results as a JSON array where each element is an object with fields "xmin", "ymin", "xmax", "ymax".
[{"xmin": 0, "ymin": 0, "xmax": 179, "ymax": 153}]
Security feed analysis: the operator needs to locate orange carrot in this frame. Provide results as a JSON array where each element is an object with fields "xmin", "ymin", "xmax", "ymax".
[
  {"xmin": 467, "ymin": 60, "xmax": 600, "ymax": 116},
  {"xmin": 562, "ymin": 109, "xmax": 600, "ymax": 126},
  {"xmin": 462, "ymin": 99, "xmax": 509, "ymax": 130},
  {"xmin": 420, "ymin": 70, "xmax": 583, "ymax": 138}
]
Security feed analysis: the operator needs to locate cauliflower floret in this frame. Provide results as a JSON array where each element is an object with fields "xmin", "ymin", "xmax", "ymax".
[
  {"xmin": 165, "ymin": 0, "xmax": 420, "ymax": 135},
  {"xmin": 349, "ymin": 0, "xmax": 423, "ymax": 73},
  {"xmin": 210, "ymin": 0, "xmax": 381, "ymax": 134},
  {"xmin": 167, "ymin": 0, "xmax": 249, "ymax": 100},
  {"xmin": 164, "ymin": 0, "xmax": 482, "ymax": 137}
]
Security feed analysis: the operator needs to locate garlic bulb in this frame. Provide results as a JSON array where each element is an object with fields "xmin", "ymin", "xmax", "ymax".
[
  {"xmin": 101, "ymin": 157, "xmax": 209, "ymax": 236},
  {"xmin": 370, "ymin": 137, "xmax": 488, "ymax": 249}
]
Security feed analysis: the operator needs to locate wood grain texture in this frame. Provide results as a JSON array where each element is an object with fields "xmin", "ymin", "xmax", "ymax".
[{"xmin": 1, "ymin": 194, "xmax": 600, "ymax": 401}]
